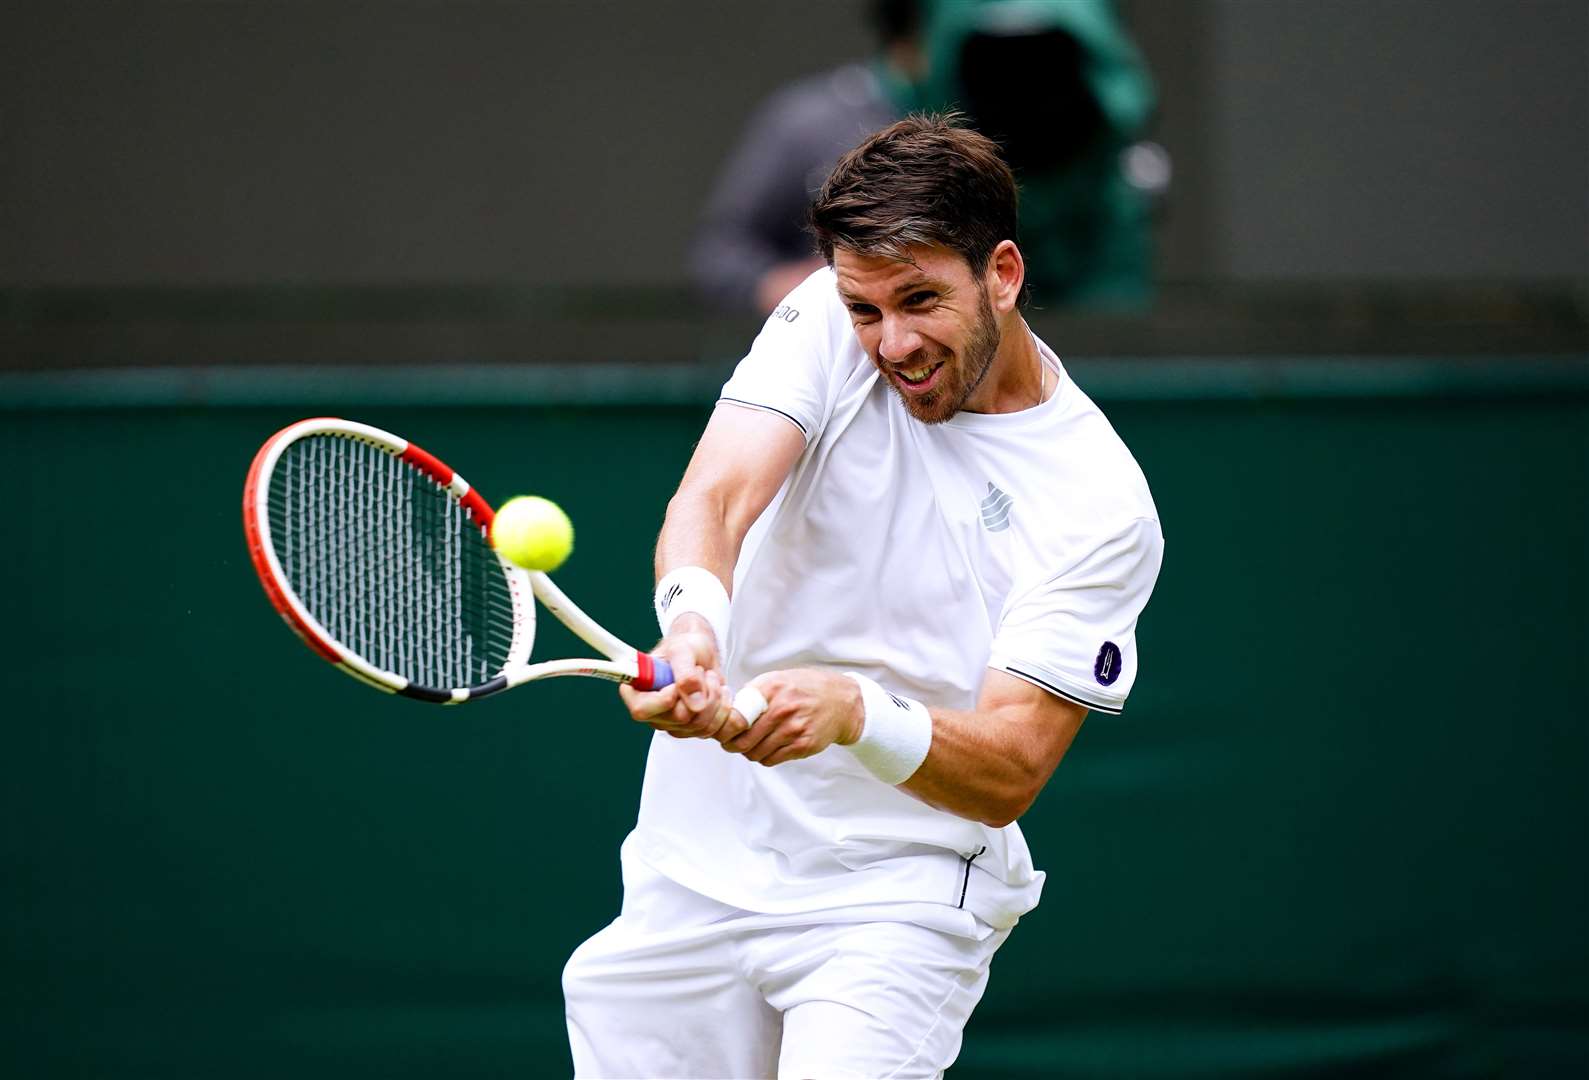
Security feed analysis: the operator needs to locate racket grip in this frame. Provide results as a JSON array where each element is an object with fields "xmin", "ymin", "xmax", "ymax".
[{"xmin": 633, "ymin": 654, "xmax": 674, "ymax": 692}]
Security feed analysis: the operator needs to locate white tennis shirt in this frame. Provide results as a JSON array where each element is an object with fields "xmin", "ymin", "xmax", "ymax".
[{"xmin": 626, "ymin": 268, "xmax": 1162, "ymax": 932}]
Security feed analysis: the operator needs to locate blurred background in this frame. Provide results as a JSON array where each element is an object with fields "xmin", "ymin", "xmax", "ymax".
[{"xmin": 2, "ymin": 1, "xmax": 1585, "ymax": 1077}]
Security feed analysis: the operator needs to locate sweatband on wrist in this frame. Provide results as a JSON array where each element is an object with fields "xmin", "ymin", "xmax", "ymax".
[
  {"xmin": 654, "ymin": 566, "xmax": 731, "ymax": 647},
  {"xmin": 843, "ymin": 672, "xmax": 933, "ymax": 785}
]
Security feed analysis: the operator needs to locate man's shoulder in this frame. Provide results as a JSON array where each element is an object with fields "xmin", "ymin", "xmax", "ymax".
[
  {"xmin": 1032, "ymin": 376, "xmax": 1158, "ymax": 527},
  {"xmin": 757, "ymin": 266, "xmax": 859, "ymax": 342},
  {"xmin": 724, "ymin": 267, "xmax": 872, "ymax": 434}
]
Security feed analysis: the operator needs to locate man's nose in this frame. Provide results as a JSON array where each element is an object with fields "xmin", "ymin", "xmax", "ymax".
[{"xmin": 877, "ymin": 316, "xmax": 923, "ymax": 363}]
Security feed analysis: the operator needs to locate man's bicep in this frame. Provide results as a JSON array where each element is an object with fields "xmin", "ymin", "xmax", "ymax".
[{"xmin": 675, "ymin": 401, "xmax": 806, "ymax": 534}]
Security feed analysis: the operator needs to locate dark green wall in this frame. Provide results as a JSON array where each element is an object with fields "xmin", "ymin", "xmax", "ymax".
[{"xmin": 2, "ymin": 365, "xmax": 1585, "ymax": 1077}]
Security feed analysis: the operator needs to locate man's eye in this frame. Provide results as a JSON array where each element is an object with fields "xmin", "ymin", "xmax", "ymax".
[
  {"xmin": 904, "ymin": 292, "xmax": 935, "ymax": 307},
  {"xmin": 848, "ymin": 305, "xmax": 879, "ymax": 320}
]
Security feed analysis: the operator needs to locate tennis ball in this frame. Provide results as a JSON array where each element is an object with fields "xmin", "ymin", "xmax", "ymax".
[{"xmin": 491, "ymin": 495, "xmax": 574, "ymax": 572}]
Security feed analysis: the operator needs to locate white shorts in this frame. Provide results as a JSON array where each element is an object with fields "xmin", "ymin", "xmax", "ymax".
[{"xmin": 563, "ymin": 859, "xmax": 1010, "ymax": 1079}]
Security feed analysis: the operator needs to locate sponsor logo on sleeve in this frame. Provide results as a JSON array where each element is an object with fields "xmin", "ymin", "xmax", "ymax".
[
  {"xmin": 1094, "ymin": 642, "xmax": 1122, "ymax": 686},
  {"xmin": 770, "ymin": 303, "xmax": 800, "ymax": 323}
]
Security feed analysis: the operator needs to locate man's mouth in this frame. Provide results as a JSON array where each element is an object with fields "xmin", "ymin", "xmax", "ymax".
[{"xmin": 894, "ymin": 361, "xmax": 945, "ymax": 391}]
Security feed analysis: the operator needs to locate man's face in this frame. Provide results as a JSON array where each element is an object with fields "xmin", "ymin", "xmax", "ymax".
[{"xmin": 833, "ymin": 246, "xmax": 1002, "ymax": 425}]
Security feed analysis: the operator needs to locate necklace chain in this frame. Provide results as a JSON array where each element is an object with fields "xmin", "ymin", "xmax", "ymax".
[{"xmin": 1027, "ymin": 325, "xmax": 1047, "ymax": 410}]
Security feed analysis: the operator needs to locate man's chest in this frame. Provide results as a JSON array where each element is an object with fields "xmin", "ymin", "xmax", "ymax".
[{"xmin": 785, "ymin": 398, "xmax": 1066, "ymax": 635}]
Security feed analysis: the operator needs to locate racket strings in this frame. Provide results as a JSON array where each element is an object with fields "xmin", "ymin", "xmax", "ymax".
[{"xmin": 267, "ymin": 435, "xmax": 516, "ymax": 689}]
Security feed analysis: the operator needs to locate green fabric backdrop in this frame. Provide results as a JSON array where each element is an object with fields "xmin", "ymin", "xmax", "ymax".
[{"xmin": 2, "ymin": 361, "xmax": 1584, "ymax": 1077}]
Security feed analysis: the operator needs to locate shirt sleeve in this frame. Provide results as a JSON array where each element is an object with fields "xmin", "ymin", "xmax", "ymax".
[
  {"xmin": 717, "ymin": 267, "xmax": 850, "ymax": 443},
  {"xmin": 987, "ymin": 516, "xmax": 1164, "ymax": 715}
]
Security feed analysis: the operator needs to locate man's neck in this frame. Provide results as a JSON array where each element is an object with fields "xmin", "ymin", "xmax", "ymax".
[{"xmin": 964, "ymin": 317, "xmax": 1042, "ymax": 415}]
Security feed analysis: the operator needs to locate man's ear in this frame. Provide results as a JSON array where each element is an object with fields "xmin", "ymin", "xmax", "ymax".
[{"xmin": 986, "ymin": 240, "xmax": 1025, "ymax": 314}]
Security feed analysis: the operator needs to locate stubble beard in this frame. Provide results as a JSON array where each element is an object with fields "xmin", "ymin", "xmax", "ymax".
[{"xmin": 895, "ymin": 289, "xmax": 1003, "ymax": 425}]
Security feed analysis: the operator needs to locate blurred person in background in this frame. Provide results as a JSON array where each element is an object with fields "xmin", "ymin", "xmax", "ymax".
[
  {"xmin": 692, "ymin": 0, "xmax": 1165, "ymax": 316},
  {"xmin": 690, "ymin": 0, "xmax": 925, "ymax": 315},
  {"xmin": 918, "ymin": 0, "xmax": 1165, "ymax": 309}
]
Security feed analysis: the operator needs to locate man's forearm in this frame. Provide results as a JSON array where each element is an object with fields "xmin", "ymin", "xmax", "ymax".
[
  {"xmin": 636, "ymin": 403, "xmax": 804, "ymax": 728},
  {"xmin": 723, "ymin": 668, "xmax": 1086, "ymax": 826},
  {"xmin": 899, "ymin": 703, "xmax": 1078, "ymax": 829},
  {"xmin": 655, "ymin": 486, "xmax": 740, "ymax": 588},
  {"xmin": 841, "ymin": 670, "xmax": 1086, "ymax": 828}
]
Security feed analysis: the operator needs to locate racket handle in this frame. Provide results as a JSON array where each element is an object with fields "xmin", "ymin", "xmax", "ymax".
[{"xmin": 633, "ymin": 654, "xmax": 674, "ymax": 692}]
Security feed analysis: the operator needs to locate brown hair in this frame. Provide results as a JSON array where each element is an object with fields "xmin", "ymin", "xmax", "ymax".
[{"xmin": 809, "ymin": 112, "xmax": 1019, "ymax": 275}]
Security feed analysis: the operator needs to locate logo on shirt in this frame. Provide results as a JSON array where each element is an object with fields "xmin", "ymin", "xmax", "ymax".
[
  {"xmin": 1094, "ymin": 642, "xmax": 1123, "ymax": 686},
  {"xmin": 979, "ymin": 482, "xmax": 1014, "ymax": 532}
]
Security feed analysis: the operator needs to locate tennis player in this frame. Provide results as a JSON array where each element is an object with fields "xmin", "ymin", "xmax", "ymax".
[{"xmin": 564, "ymin": 114, "xmax": 1163, "ymax": 1079}]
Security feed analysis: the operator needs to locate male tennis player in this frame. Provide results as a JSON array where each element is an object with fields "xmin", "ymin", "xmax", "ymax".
[{"xmin": 564, "ymin": 114, "xmax": 1163, "ymax": 1078}]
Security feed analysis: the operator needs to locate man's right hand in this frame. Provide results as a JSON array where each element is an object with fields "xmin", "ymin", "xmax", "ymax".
[{"xmin": 618, "ymin": 615, "xmax": 744, "ymax": 742}]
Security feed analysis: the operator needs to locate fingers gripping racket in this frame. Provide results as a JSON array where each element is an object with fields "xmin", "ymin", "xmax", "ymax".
[{"xmin": 243, "ymin": 417, "xmax": 675, "ymax": 703}]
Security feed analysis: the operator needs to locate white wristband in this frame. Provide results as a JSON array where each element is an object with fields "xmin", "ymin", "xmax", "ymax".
[
  {"xmin": 654, "ymin": 566, "xmax": 731, "ymax": 648},
  {"xmin": 843, "ymin": 673, "xmax": 932, "ymax": 785}
]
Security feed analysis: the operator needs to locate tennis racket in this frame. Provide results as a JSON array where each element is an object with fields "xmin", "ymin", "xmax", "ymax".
[{"xmin": 242, "ymin": 416, "xmax": 675, "ymax": 704}]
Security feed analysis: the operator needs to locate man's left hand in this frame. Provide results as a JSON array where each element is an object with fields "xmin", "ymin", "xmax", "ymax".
[{"xmin": 721, "ymin": 669, "xmax": 864, "ymax": 767}]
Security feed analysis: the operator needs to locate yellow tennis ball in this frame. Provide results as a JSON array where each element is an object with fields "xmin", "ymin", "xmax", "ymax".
[{"xmin": 491, "ymin": 495, "xmax": 574, "ymax": 572}]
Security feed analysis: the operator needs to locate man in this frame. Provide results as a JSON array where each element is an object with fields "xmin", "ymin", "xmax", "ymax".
[{"xmin": 565, "ymin": 115, "xmax": 1163, "ymax": 1079}]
